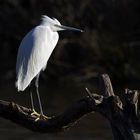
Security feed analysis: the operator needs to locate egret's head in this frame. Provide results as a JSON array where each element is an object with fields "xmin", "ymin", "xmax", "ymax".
[{"xmin": 41, "ymin": 15, "xmax": 83, "ymax": 32}]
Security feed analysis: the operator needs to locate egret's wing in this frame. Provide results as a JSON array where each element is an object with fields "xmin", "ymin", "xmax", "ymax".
[
  {"xmin": 16, "ymin": 26, "xmax": 58, "ymax": 91},
  {"xmin": 16, "ymin": 30, "xmax": 33, "ymax": 75}
]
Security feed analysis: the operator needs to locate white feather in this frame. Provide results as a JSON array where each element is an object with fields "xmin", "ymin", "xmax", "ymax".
[{"xmin": 16, "ymin": 25, "xmax": 58, "ymax": 91}]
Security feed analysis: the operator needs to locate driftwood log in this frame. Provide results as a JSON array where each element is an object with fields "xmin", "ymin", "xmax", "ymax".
[{"xmin": 0, "ymin": 74, "xmax": 140, "ymax": 140}]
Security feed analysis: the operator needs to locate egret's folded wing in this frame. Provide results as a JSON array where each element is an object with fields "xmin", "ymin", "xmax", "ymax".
[
  {"xmin": 16, "ymin": 26, "xmax": 58, "ymax": 91},
  {"xmin": 16, "ymin": 29, "xmax": 34, "ymax": 91}
]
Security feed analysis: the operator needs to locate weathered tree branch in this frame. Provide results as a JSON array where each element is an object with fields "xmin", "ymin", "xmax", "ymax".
[
  {"xmin": 0, "ymin": 74, "xmax": 140, "ymax": 140},
  {"xmin": 97, "ymin": 74, "xmax": 140, "ymax": 140},
  {"xmin": 0, "ymin": 97, "xmax": 95, "ymax": 133}
]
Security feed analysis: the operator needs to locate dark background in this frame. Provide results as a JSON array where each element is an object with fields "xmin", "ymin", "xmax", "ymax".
[{"xmin": 0, "ymin": 0, "xmax": 140, "ymax": 139}]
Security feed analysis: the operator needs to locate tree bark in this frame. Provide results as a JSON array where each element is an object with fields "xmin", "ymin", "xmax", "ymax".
[{"xmin": 0, "ymin": 74, "xmax": 140, "ymax": 140}]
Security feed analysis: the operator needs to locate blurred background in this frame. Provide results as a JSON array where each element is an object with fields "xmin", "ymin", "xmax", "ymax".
[{"xmin": 0, "ymin": 0, "xmax": 140, "ymax": 140}]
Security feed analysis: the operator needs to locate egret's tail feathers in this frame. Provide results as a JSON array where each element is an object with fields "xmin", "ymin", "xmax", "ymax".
[
  {"xmin": 16, "ymin": 77, "xmax": 31, "ymax": 92},
  {"xmin": 16, "ymin": 80, "xmax": 26, "ymax": 92},
  {"xmin": 15, "ymin": 81, "xmax": 24, "ymax": 92}
]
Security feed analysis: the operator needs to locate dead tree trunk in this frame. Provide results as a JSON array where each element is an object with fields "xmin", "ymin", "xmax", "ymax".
[
  {"xmin": 98, "ymin": 74, "xmax": 140, "ymax": 140},
  {"xmin": 0, "ymin": 74, "xmax": 140, "ymax": 140}
]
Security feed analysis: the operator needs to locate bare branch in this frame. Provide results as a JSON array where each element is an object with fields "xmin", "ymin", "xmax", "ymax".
[{"xmin": 102, "ymin": 74, "xmax": 115, "ymax": 96}]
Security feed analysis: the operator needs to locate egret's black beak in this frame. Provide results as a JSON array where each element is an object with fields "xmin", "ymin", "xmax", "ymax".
[{"xmin": 56, "ymin": 25, "xmax": 83, "ymax": 32}]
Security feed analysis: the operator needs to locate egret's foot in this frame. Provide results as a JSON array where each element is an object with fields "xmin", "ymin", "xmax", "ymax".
[
  {"xmin": 30, "ymin": 109, "xmax": 40, "ymax": 118},
  {"xmin": 35, "ymin": 114, "xmax": 50, "ymax": 122}
]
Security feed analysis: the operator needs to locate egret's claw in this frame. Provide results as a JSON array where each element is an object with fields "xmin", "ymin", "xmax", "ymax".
[
  {"xmin": 34, "ymin": 114, "xmax": 49, "ymax": 122},
  {"xmin": 31, "ymin": 109, "xmax": 40, "ymax": 117},
  {"xmin": 30, "ymin": 109, "xmax": 49, "ymax": 121}
]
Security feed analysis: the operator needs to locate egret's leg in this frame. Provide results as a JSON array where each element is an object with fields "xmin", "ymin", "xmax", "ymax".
[
  {"xmin": 30, "ymin": 90, "xmax": 35, "ymax": 111},
  {"xmin": 29, "ymin": 86, "xmax": 40, "ymax": 117},
  {"xmin": 35, "ymin": 74, "xmax": 44, "ymax": 116}
]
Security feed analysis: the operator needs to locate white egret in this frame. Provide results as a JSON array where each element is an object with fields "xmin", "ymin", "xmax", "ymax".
[{"xmin": 16, "ymin": 15, "xmax": 83, "ymax": 118}]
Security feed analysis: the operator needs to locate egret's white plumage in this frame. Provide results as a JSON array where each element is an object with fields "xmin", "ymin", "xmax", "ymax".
[
  {"xmin": 16, "ymin": 16, "xmax": 61, "ymax": 91},
  {"xmin": 16, "ymin": 21, "xmax": 58, "ymax": 91},
  {"xmin": 16, "ymin": 15, "xmax": 82, "ymax": 116}
]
